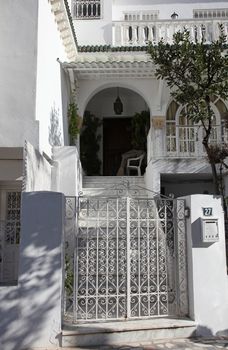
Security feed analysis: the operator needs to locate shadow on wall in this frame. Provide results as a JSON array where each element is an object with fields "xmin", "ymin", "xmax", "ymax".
[
  {"xmin": 24, "ymin": 141, "xmax": 52, "ymax": 192},
  {"xmin": 49, "ymin": 105, "xmax": 62, "ymax": 147},
  {"xmin": 192, "ymin": 325, "xmax": 228, "ymax": 345},
  {"xmin": 0, "ymin": 203, "xmax": 62, "ymax": 349}
]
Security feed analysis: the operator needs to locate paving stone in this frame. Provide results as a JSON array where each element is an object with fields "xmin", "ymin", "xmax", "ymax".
[
  {"xmin": 29, "ymin": 337, "xmax": 228, "ymax": 350},
  {"xmin": 164, "ymin": 343, "xmax": 175, "ymax": 348}
]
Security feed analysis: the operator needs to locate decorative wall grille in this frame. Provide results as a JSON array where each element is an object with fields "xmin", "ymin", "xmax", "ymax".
[
  {"xmin": 124, "ymin": 11, "xmax": 159, "ymax": 21},
  {"xmin": 72, "ymin": 0, "xmax": 101, "ymax": 19},
  {"xmin": 64, "ymin": 195, "xmax": 188, "ymax": 323},
  {"xmin": 0, "ymin": 191, "xmax": 21, "ymax": 284},
  {"xmin": 193, "ymin": 8, "xmax": 228, "ymax": 19}
]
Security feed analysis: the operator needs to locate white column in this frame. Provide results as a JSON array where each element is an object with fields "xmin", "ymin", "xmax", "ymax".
[
  {"xmin": 112, "ymin": 23, "xmax": 116, "ymax": 46},
  {"xmin": 138, "ymin": 25, "xmax": 143, "ymax": 45},
  {"xmin": 132, "ymin": 25, "xmax": 137, "ymax": 45}
]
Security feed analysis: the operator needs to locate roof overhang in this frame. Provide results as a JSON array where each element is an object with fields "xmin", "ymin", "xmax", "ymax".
[
  {"xmin": 61, "ymin": 52, "xmax": 156, "ymax": 79},
  {"xmin": 50, "ymin": 0, "xmax": 78, "ymax": 61}
]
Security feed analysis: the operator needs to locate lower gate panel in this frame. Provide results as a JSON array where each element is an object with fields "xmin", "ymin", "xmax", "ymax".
[{"xmin": 69, "ymin": 196, "xmax": 188, "ymax": 323}]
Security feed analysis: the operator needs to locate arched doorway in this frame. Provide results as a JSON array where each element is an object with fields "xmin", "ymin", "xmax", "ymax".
[{"xmin": 80, "ymin": 87, "xmax": 150, "ymax": 176}]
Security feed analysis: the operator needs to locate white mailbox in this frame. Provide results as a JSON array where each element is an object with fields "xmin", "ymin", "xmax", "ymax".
[{"xmin": 200, "ymin": 218, "xmax": 219, "ymax": 243}]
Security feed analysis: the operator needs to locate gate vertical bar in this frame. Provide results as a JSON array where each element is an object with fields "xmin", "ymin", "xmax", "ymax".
[
  {"xmin": 95, "ymin": 198, "xmax": 99, "ymax": 320},
  {"xmin": 106, "ymin": 198, "xmax": 109, "ymax": 318},
  {"xmin": 147, "ymin": 200, "xmax": 150, "ymax": 317},
  {"xmin": 74, "ymin": 197, "xmax": 80, "ymax": 319},
  {"xmin": 175, "ymin": 199, "xmax": 189, "ymax": 317},
  {"xmin": 137, "ymin": 199, "xmax": 141, "ymax": 318},
  {"xmin": 74, "ymin": 196, "xmax": 79, "ymax": 323},
  {"xmin": 164, "ymin": 200, "xmax": 168, "ymax": 315},
  {"xmin": 116, "ymin": 198, "xmax": 119, "ymax": 319},
  {"xmin": 156, "ymin": 202, "xmax": 160, "ymax": 315},
  {"xmin": 64, "ymin": 196, "xmax": 77, "ymax": 323},
  {"xmin": 126, "ymin": 196, "xmax": 131, "ymax": 318}
]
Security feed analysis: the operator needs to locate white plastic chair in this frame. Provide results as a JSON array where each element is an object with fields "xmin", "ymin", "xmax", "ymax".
[{"xmin": 126, "ymin": 153, "xmax": 145, "ymax": 176}]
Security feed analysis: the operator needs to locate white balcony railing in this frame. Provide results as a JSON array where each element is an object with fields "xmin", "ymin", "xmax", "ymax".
[
  {"xmin": 112, "ymin": 19, "xmax": 228, "ymax": 46},
  {"xmin": 150, "ymin": 124, "xmax": 228, "ymax": 159}
]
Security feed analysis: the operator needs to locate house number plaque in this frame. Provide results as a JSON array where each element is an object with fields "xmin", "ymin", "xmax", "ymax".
[{"xmin": 202, "ymin": 207, "xmax": 213, "ymax": 216}]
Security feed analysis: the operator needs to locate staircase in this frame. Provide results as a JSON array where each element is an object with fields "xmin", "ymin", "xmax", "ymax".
[{"xmin": 81, "ymin": 176, "xmax": 148, "ymax": 197}]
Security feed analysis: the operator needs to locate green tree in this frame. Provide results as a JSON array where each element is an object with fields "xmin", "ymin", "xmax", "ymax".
[{"xmin": 148, "ymin": 26, "xmax": 228, "ymax": 195}]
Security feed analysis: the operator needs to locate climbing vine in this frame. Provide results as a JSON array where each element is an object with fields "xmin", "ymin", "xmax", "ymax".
[
  {"xmin": 68, "ymin": 101, "xmax": 81, "ymax": 145},
  {"xmin": 131, "ymin": 110, "xmax": 150, "ymax": 150},
  {"xmin": 80, "ymin": 111, "xmax": 102, "ymax": 175}
]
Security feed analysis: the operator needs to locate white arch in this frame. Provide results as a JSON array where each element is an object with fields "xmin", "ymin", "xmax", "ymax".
[{"xmin": 79, "ymin": 81, "xmax": 151, "ymax": 116}]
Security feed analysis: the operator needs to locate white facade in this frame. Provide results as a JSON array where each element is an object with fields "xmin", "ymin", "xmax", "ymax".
[
  {"xmin": 0, "ymin": 1, "xmax": 39, "ymax": 149},
  {"xmin": 0, "ymin": 0, "xmax": 228, "ymax": 349},
  {"xmin": 61, "ymin": 0, "xmax": 228, "ymax": 196},
  {"xmin": 70, "ymin": 0, "xmax": 228, "ymax": 45}
]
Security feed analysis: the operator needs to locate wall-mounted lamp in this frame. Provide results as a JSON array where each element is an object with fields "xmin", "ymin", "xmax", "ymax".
[
  {"xmin": 114, "ymin": 87, "xmax": 123, "ymax": 115},
  {"xmin": 171, "ymin": 12, "xmax": 178, "ymax": 20}
]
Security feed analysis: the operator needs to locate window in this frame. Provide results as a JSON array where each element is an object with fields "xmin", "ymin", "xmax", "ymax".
[
  {"xmin": 72, "ymin": 0, "xmax": 101, "ymax": 19},
  {"xmin": 166, "ymin": 98, "xmax": 228, "ymax": 156}
]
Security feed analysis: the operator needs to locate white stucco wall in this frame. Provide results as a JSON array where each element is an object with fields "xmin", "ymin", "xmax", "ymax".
[
  {"xmin": 184, "ymin": 194, "xmax": 228, "ymax": 336},
  {"xmin": 0, "ymin": 192, "xmax": 64, "ymax": 350},
  {"xmin": 72, "ymin": 0, "xmax": 113, "ymax": 45},
  {"xmin": 0, "ymin": 148, "xmax": 23, "ymax": 183},
  {"xmin": 24, "ymin": 141, "xmax": 52, "ymax": 192},
  {"xmin": 36, "ymin": 0, "xmax": 70, "ymax": 155},
  {"xmin": 0, "ymin": 1, "xmax": 39, "ymax": 148},
  {"xmin": 52, "ymin": 146, "xmax": 82, "ymax": 196}
]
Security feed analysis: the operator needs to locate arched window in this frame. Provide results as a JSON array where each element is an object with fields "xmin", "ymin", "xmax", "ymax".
[
  {"xmin": 166, "ymin": 98, "xmax": 228, "ymax": 156},
  {"xmin": 166, "ymin": 100, "xmax": 179, "ymax": 153}
]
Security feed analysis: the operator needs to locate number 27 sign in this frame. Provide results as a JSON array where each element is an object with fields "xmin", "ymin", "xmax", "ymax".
[{"xmin": 202, "ymin": 207, "xmax": 213, "ymax": 216}]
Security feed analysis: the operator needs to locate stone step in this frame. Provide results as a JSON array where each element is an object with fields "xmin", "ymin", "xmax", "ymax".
[
  {"xmin": 82, "ymin": 176, "xmax": 148, "ymax": 197},
  {"xmin": 62, "ymin": 318, "xmax": 196, "ymax": 348},
  {"xmin": 83, "ymin": 176, "xmax": 145, "ymax": 187}
]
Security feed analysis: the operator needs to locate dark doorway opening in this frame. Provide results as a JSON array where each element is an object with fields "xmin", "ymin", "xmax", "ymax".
[
  {"xmin": 161, "ymin": 174, "xmax": 213, "ymax": 198},
  {"xmin": 103, "ymin": 118, "xmax": 132, "ymax": 176}
]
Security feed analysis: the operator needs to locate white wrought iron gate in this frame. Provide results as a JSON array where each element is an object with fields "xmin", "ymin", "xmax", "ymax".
[{"xmin": 64, "ymin": 196, "xmax": 188, "ymax": 323}]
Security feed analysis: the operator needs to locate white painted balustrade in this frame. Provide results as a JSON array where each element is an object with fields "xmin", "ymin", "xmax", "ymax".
[
  {"xmin": 150, "ymin": 124, "xmax": 228, "ymax": 159},
  {"xmin": 112, "ymin": 19, "xmax": 228, "ymax": 46}
]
